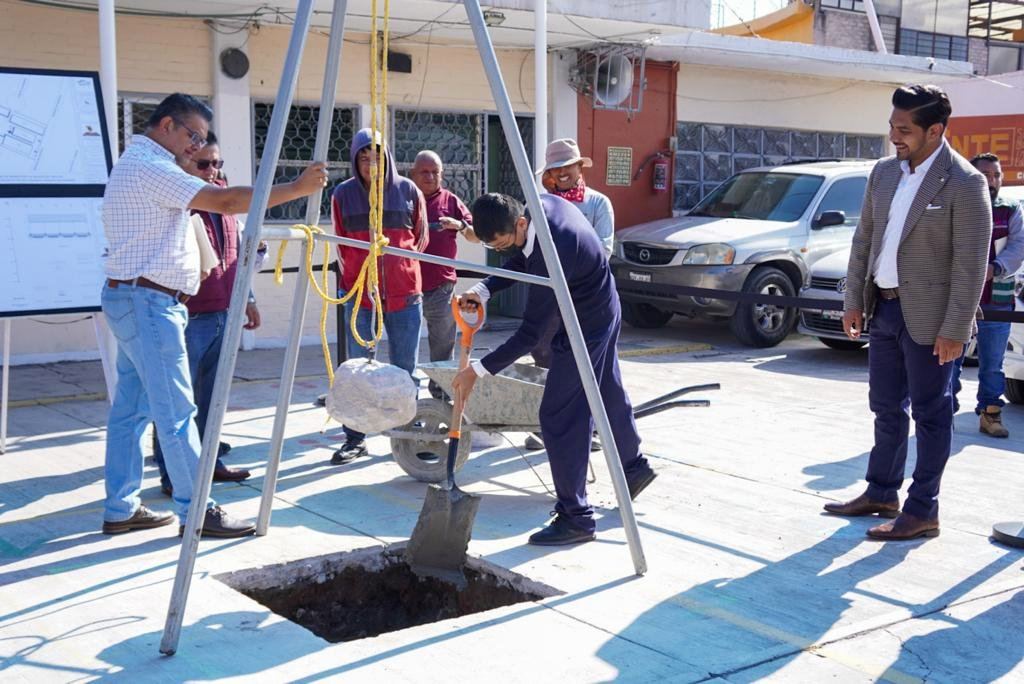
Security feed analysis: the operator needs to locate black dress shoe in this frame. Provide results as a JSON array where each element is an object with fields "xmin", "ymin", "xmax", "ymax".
[
  {"xmin": 627, "ymin": 462, "xmax": 657, "ymax": 500},
  {"xmin": 218, "ymin": 441, "xmax": 232, "ymax": 456},
  {"xmin": 179, "ymin": 505, "xmax": 256, "ymax": 539},
  {"xmin": 331, "ymin": 438, "xmax": 367, "ymax": 465},
  {"xmin": 528, "ymin": 513, "xmax": 596, "ymax": 546},
  {"xmin": 102, "ymin": 505, "xmax": 175, "ymax": 535},
  {"xmin": 213, "ymin": 465, "xmax": 251, "ymax": 482}
]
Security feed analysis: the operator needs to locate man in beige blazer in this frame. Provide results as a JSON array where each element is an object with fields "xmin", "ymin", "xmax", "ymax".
[{"xmin": 824, "ymin": 84, "xmax": 992, "ymax": 540}]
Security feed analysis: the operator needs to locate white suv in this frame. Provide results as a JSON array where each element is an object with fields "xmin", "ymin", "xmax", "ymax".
[{"xmin": 612, "ymin": 160, "xmax": 874, "ymax": 347}]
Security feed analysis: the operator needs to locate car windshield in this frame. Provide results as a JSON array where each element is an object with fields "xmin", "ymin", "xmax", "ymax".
[{"xmin": 688, "ymin": 172, "xmax": 825, "ymax": 222}]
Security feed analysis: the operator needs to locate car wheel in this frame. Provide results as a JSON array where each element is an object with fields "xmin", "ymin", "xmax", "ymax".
[
  {"xmin": 622, "ymin": 301, "xmax": 673, "ymax": 329},
  {"xmin": 819, "ymin": 337, "xmax": 867, "ymax": 351},
  {"xmin": 729, "ymin": 267, "xmax": 797, "ymax": 348},
  {"xmin": 1006, "ymin": 378, "xmax": 1024, "ymax": 405}
]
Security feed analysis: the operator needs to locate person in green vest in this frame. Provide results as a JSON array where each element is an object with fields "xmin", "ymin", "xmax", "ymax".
[{"xmin": 952, "ymin": 152, "xmax": 1024, "ymax": 437}]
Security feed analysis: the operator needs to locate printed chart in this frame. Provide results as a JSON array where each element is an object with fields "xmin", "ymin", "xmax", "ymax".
[{"xmin": 0, "ymin": 72, "xmax": 108, "ymax": 185}]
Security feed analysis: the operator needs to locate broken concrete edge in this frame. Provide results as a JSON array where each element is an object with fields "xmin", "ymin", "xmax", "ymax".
[{"xmin": 214, "ymin": 542, "xmax": 564, "ymax": 600}]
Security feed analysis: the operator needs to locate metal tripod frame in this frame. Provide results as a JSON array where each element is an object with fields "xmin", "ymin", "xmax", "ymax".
[{"xmin": 159, "ymin": 0, "xmax": 647, "ymax": 655}]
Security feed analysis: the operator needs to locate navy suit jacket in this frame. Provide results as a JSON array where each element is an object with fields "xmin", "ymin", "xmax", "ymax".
[{"xmin": 481, "ymin": 194, "xmax": 619, "ymax": 375}]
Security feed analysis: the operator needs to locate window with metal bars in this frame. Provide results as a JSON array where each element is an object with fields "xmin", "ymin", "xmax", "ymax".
[
  {"xmin": 897, "ymin": 29, "xmax": 970, "ymax": 61},
  {"xmin": 673, "ymin": 122, "xmax": 885, "ymax": 212},
  {"xmin": 252, "ymin": 102, "xmax": 358, "ymax": 223},
  {"xmin": 117, "ymin": 95, "xmax": 171, "ymax": 152},
  {"xmin": 389, "ymin": 109, "xmax": 485, "ymax": 202}
]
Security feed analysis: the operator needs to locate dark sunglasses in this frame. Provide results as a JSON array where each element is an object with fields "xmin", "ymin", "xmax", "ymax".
[{"xmin": 195, "ymin": 159, "xmax": 225, "ymax": 170}]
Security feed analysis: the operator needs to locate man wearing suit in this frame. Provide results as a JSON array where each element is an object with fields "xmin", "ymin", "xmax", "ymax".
[
  {"xmin": 451, "ymin": 193, "xmax": 656, "ymax": 546},
  {"xmin": 826, "ymin": 84, "xmax": 992, "ymax": 540}
]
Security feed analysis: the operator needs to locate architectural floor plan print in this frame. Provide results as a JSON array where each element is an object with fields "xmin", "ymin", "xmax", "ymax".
[
  {"xmin": 0, "ymin": 71, "xmax": 108, "ymax": 185},
  {"xmin": 0, "ymin": 197, "xmax": 107, "ymax": 314}
]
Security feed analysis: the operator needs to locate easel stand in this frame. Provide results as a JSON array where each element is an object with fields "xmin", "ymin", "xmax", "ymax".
[
  {"xmin": 159, "ymin": 0, "xmax": 647, "ymax": 655},
  {"xmin": 0, "ymin": 314, "xmax": 116, "ymax": 454}
]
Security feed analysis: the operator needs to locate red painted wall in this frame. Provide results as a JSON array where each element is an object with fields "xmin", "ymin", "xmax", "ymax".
[{"xmin": 577, "ymin": 60, "xmax": 678, "ymax": 230}]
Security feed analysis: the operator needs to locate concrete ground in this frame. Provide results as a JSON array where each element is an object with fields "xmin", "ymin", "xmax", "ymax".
[{"xmin": 1, "ymin": 319, "xmax": 1022, "ymax": 683}]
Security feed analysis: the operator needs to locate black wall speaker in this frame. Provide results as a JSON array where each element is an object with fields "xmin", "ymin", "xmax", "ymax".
[{"xmin": 220, "ymin": 48, "xmax": 250, "ymax": 79}]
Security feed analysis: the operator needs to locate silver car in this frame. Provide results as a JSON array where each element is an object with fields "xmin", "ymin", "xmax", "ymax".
[
  {"xmin": 612, "ymin": 160, "xmax": 873, "ymax": 348},
  {"xmin": 797, "ymin": 247, "xmax": 869, "ymax": 350}
]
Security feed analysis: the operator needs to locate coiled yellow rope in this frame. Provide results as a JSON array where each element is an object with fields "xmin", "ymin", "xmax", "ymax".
[{"xmin": 271, "ymin": 0, "xmax": 393, "ymax": 386}]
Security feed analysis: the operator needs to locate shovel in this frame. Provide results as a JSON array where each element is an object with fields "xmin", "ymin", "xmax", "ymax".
[{"xmin": 406, "ymin": 298, "xmax": 485, "ymax": 586}]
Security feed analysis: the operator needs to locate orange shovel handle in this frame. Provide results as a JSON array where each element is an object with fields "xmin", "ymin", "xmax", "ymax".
[{"xmin": 451, "ymin": 296, "xmax": 486, "ymax": 348}]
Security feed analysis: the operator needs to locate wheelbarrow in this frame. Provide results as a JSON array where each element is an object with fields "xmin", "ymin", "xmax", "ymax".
[{"xmin": 385, "ymin": 361, "xmax": 719, "ymax": 483}]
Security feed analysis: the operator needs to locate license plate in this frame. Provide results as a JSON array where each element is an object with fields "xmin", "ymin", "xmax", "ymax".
[
  {"xmin": 628, "ymin": 271, "xmax": 652, "ymax": 283},
  {"xmin": 821, "ymin": 309, "xmax": 844, "ymax": 320}
]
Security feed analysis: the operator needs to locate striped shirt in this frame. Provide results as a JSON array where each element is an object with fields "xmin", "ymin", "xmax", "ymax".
[{"xmin": 102, "ymin": 135, "xmax": 208, "ymax": 294}]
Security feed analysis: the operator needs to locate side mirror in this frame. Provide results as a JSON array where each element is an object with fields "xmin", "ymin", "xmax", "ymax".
[{"xmin": 813, "ymin": 210, "xmax": 846, "ymax": 229}]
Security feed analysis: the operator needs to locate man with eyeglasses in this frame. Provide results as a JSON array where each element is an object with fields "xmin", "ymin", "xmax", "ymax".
[
  {"xmin": 150, "ymin": 131, "xmax": 268, "ymax": 496},
  {"xmin": 101, "ymin": 93, "xmax": 328, "ymax": 539},
  {"xmin": 450, "ymin": 193, "xmax": 656, "ymax": 546}
]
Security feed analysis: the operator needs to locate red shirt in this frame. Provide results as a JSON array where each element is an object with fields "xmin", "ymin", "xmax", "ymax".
[{"xmin": 421, "ymin": 188, "xmax": 473, "ymax": 292}]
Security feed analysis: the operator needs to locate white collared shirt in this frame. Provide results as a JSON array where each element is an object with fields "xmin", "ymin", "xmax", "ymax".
[
  {"xmin": 102, "ymin": 135, "xmax": 208, "ymax": 294},
  {"xmin": 873, "ymin": 143, "xmax": 944, "ymax": 288},
  {"xmin": 468, "ymin": 222, "xmax": 536, "ymax": 377}
]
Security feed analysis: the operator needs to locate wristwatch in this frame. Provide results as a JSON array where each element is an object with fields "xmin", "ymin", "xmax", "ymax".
[{"xmin": 458, "ymin": 220, "xmax": 468, "ymax": 233}]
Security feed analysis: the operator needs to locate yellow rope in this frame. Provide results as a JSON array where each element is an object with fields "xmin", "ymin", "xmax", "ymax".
[{"xmin": 270, "ymin": 0, "xmax": 393, "ymax": 387}]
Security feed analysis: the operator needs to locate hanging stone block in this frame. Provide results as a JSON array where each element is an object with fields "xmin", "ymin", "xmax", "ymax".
[{"xmin": 326, "ymin": 359, "xmax": 418, "ymax": 434}]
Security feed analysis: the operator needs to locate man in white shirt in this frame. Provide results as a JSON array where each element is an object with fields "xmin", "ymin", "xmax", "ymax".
[
  {"xmin": 825, "ymin": 85, "xmax": 992, "ymax": 541},
  {"xmin": 101, "ymin": 93, "xmax": 327, "ymax": 538}
]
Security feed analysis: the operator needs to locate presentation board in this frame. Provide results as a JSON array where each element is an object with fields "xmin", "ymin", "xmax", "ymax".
[
  {"xmin": 0, "ymin": 196, "xmax": 107, "ymax": 315},
  {"xmin": 0, "ymin": 67, "xmax": 112, "ymax": 317}
]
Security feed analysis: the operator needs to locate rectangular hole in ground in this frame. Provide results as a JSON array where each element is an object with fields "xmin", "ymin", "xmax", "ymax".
[{"xmin": 217, "ymin": 545, "xmax": 561, "ymax": 643}]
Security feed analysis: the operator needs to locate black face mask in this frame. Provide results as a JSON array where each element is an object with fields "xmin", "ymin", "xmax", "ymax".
[{"xmin": 496, "ymin": 242, "xmax": 524, "ymax": 259}]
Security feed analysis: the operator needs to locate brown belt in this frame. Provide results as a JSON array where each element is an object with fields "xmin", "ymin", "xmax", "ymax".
[
  {"xmin": 877, "ymin": 286, "xmax": 899, "ymax": 300},
  {"xmin": 107, "ymin": 277, "xmax": 191, "ymax": 304}
]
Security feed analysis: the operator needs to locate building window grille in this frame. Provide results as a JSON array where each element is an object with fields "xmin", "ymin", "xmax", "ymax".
[
  {"xmin": 390, "ymin": 109, "xmax": 485, "ymax": 202},
  {"xmin": 897, "ymin": 29, "xmax": 970, "ymax": 62},
  {"xmin": 673, "ymin": 122, "xmax": 885, "ymax": 212},
  {"xmin": 253, "ymin": 102, "xmax": 358, "ymax": 222}
]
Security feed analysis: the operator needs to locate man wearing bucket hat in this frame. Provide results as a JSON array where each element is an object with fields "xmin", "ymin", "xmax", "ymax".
[
  {"xmin": 540, "ymin": 138, "xmax": 614, "ymax": 257},
  {"xmin": 515, "ymin": 138, "xmax": 614, "ymax": 451}
]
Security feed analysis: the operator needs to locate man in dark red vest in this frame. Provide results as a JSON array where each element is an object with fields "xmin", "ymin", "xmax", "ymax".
[
  {"xmin": 951, "ymin": 152, "xmax": 1024, "ymax": 437},
  {"xmin": 409, "ymin": 149, "xmax": 476, "ymax": 400},
  {"xmin": 153, "ymin": 132, "xmax": 261, "ymax": 494}
]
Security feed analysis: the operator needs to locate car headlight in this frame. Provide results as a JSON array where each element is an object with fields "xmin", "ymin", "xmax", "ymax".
[{"xmin": 681, "ymin": 243, "xmax": 735, "ymax": 265}]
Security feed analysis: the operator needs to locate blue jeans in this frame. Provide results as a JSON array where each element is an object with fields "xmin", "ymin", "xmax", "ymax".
[
  {"xmin": 952, "ymin": 304, "xmax": 1013, "ymax": 414},
  {"xmin": 340, "ymin": 292, "xmax": 422, "ymax": 442},
  {"xmin": 153, "ymin": 311, "xmax": 229, "ymax": 489},
  {"xmin": 101, "ymin": 283, "xmax": 214, "ymax": 523}
]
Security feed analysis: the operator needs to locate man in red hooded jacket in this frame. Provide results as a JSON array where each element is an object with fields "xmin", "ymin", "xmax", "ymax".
[{"xmin": 329, "ymin": 128, "xmax": 428, "ymax": 465}]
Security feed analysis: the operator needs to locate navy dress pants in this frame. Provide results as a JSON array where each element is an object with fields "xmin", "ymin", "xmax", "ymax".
[
  {"xmin": 539, "ymin": 316, "xmax": 647, "ymax": 532},
  {"xmin": 865, "ymin": 298, "xmax": 956, "ymax": 520}
]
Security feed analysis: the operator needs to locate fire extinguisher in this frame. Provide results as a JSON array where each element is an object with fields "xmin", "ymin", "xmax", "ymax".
[{"xmin": 652, "ymin": 155, "xmax": 669, "ymax": 192}]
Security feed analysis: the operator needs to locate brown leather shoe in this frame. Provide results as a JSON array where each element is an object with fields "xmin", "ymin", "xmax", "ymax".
[
  {"xmin": 823, "ymin": 493, "xmax": 899, "ymax": 518},
  {"xmin": 213, "ymin": 465, "xmax": 251, "ymax": 482},
  {"xmin": 867, "ymin": 512, "xmax": 939, "ymax": 540},
  {"xmin": 980, "ymin": 406, "xmax": 1009, "ymax": 438},
  {"xmin": 102, "ymin": 505, "xmax": 175, "ymax": 534}
]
